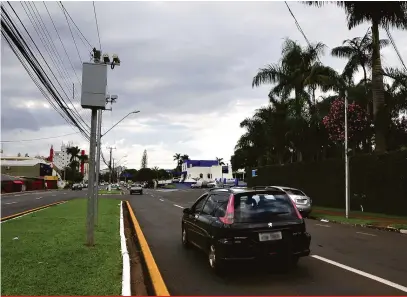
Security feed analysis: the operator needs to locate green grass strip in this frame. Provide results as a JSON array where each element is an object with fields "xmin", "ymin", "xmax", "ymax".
[
  {"xmin": 99, "ymin": 190, "xmax": 122, "ymax": 195},
  {"xmin": 1, "ymin": 199, "xmax": 122, "ymax": 296}
]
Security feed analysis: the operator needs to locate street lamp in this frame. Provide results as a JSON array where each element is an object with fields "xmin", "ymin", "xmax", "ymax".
[{"xmin": 101, "ymin": 110, "xmax": 140, "ymax": 138}]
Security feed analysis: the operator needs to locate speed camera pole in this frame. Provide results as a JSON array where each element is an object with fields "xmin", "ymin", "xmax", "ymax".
[
  {"xmin": 81, "ymin": 49, "xmax": 121, "ymax": 246},
  {"xmin": 94, "ymin": 109, "xmax": 103, "ymax": 226},
  {"xmin": 86, "ymin": 108, "xmax": 98, "ymax": 245}
]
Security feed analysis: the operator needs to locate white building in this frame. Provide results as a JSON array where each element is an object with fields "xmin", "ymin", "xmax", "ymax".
[
  {"xmin": 53, "ymin": 143, "xmax": 71, "ymax": 171},
  {"xmin": 181, "ymin": 159, "xmax": 233, "ymax": 183}
]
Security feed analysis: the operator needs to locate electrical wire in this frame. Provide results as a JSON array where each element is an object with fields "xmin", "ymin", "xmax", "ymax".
[
  {"xmin": 1, "ymin": 4, "xmax": 90, "ymax": 141},
  {"xmin": 59, "ymin": 2, "xmax": 83, "ymax": 64},
  {"xmin": 1, "ymin": 132, "xmax": 81, "ymax": 143},
  {"xmin": 58, "ymin": 1, "xmax": 93, "ymax": 49},
  {"xmin": 92, "ymin": 1, "xmax": 102, "ymax": 51},
  {"xmin": 385, "ymin": 26, "xmax": 407, "ymax": 72}
]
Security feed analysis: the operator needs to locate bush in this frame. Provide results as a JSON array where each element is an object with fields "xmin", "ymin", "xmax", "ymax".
[{"xmin": 247, "ymin": 150, "xmax": 407, "ymax": 216}]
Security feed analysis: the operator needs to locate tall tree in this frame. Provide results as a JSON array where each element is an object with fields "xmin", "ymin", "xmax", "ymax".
[
  {"xmin": 305, "ymin": 1, "xmax": 407, "ymax": 152},
  {"xmin": 17, "ymin": 152, "xmax": 21, "ymax": 157},
  {"xmin": 141, "ymin": 149, "xmax": 148, "ymax": 169}
]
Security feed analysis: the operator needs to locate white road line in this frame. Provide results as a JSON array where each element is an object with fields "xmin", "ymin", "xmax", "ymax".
[
  {"xmin": 36, "ymin": 197, "xmax": 43, "ymax": 200},
  {"xmin": 52, "ymin": 194, "xmax": 56, "ymax": 196},
  {"xmin": 159, "ymin": 199, "xmax": 164, "ymax": 202},
  {"xmin": 5, "ymin": 202, "xmax": 17, "ymax": 205},
  {"xmin": 356, "ymin": 231, "xmax": 377, "ymax": 237},
  {"xmin": 174, "ymin": 204, "xmax": 184, "ymax": 209},
  {"xmin": 315, "ymin": 224, "xmax": 331, "ymax": 228},
  {"xmin": 312, "ymin": 255, "xmax": 407, "ymax": 293},
  {"xmin": 119, "ymin": 202, "xmax": 131, "ymax": 296},
  {"xmin": 13, "ymin": 194, "xmax": 21, "ymax": 197},
  {"xmin": 63, "ymin": 193, "xmax": 67, "ymax": 195}
]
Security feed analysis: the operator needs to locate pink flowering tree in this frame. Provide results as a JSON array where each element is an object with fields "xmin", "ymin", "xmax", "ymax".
[{"xmin": 322, "ymin": 98, "xmax": 371, "ymax": 148}]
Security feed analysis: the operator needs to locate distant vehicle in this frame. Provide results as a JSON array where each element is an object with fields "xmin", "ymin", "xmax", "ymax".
[
  {"xmin": 172, "ymin": 177, "xmax": 180, "ymax": 183},
  {"xmin": 270, "ymin": 186, "xmax": 312, "ymax": 218},
  {"xmin": 72, "ymin": 183, "xmax": 82, "ymax": 190},
  {"xmin": 130, "ymin": 184, "xmax": 143, "ymax": 195},
  {"xmin": 181, "ymin": 187, "xmax": 311, "ymax": 273},
  {"xmin": 207, "ymin": 181, "xmax": 218, "ymax": 188},
  {"xmin": 191, "ymin": 183, "xmax": 200, "ymax": 188}
]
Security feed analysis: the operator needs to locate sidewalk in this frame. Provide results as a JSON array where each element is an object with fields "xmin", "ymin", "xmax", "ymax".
[{"xmin": 312, "ymin": 207, "xmax": 407, "ymax": 229}]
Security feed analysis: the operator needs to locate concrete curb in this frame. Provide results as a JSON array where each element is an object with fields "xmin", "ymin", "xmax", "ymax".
[{"xmin": 308, "ymin": 215, "xmax": 406, "ymax": 234}]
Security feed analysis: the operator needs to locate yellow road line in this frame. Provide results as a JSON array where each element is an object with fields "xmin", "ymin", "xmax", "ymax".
[
  {"xmin": 125, "ymin": 201, "xmax": 170, "ymax": 296},
  {"xmin": 0, "ymin": 201, "xmax": 66, "ymax": 222}
]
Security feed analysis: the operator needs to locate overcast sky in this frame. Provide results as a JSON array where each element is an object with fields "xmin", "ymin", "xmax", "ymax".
[{"xmin": 1, "ymin": 1, "xmax": 406, "ymax": 170}]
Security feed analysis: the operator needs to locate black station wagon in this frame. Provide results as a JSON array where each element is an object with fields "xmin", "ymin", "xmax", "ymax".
[{"xmin": 181, "ymin": 187, "xmax": 311, "ymax": 273}]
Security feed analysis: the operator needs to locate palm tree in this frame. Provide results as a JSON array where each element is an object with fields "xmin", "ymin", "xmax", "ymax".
[
  {"xmin": 66, "ymin": 146, "xmax": 81, "ymax": 163},
  {"xmin": 304, "ymin": 1, "xmax": 407, "ymax": 152},
  {"xmin": 173, "ymin": 153, "xmax": 181, "ymax": 170},
  {"xmin": 216, "ymin": 157, "xmax": 225, "ymax": 166}
]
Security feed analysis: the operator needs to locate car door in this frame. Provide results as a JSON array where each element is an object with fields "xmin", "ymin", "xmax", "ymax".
[
  {"xmin": 185, "ymin": 194, "xmax": 208, "ymax": 246},
  {"xmin": 194, "ymin": 194, "xmax": 219, "ymax": 250}
]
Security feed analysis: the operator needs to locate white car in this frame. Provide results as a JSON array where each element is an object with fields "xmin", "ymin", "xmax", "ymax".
[
  {"xmin": 130, "ymin": 184, "xmax": 143, "ymax": 195},
  {"xmin": 271, "ymin": 186, "xmax": 312, "ymax": 217}
]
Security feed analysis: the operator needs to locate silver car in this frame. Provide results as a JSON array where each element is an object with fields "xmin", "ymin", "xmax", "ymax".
[{"xmin": 272, "ymin": 186, "xmax": 312, "ymax": 217}]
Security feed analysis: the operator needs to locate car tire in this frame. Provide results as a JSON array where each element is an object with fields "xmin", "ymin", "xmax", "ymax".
[
  {"xmin": 181, "ymin": 225, "xmax": 190, "ymax": 248},
  {"xmin": 208, "ymin": 244, "xmax": 225, "ymax": 275}
]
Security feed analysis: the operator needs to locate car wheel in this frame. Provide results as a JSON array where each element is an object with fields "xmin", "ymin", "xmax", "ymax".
[
  {"xmin": 208, "ymin": 244, "xmax": 225, "ymax": 274},
  {"xmin": 181, "ymin": 225, "xmax": 190, "ymax": 248}
]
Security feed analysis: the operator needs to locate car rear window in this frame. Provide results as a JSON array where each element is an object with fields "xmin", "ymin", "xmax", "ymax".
[
  {"xmin": 233, "ymin": 192, "xmax": 297, "ymax": 223},
  {"xmin": 283, "ymin": 188, "xmax": 306, "ymax": 196}
]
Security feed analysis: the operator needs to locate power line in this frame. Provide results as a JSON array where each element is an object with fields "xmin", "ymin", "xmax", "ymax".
[
  {"xmin": 284, "ymin": 1, "xmax": 311, "ymax": 46},
  {"xmin": 59, "ymin": 1, "xmax": 83, "ymax": 64},
  {"xmin": 1, "ymin": 132, "xmax": 81, "ymax": 143},
  {"xmin": 385, "ymin": 26, "xmax": 407, "ymax": 72},
  {"xmin": 58, "ymin": 1, "xmax": 93, "ymax": 49},
  {"xmin": 92, "ymin": 1, "xmax": 102, "ymax": 51}
]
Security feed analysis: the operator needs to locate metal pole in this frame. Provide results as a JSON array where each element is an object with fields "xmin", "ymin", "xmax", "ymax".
[
  {"xmin": 344, "ymin": 96, "xmax": 350, "ymax": 219},
  {"xmin": 86, "ymin": 108, "xmax": 98, "ymax": 246},
  {"xmin": 94, "ymin": 109, "xmax": 102, "ymax": 225}
]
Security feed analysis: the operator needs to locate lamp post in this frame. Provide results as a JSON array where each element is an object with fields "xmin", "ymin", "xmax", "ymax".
[{"xmin": 101, "ymin": 111, "xmax": 140, "ymax": 138}]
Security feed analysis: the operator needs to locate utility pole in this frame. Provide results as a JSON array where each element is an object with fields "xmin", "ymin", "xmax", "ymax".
[
  {"xmin": 344, "ymin": 94, "xmax": 350, "ymax": 219},
  {"xmin": 107, "ymin": 146, "xmax": 116, "ymax": 188},
  {"xmin": 81, "ymin": 48, "xmax": 121, "ymax": 246}
]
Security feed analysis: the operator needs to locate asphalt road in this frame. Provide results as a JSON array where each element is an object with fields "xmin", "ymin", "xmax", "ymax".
[
  {"xmin": 1, "ymin": 189, "xmax": 86, "ymax": 218},
  {"xmin": 126, "ymin": 188, "xmax": 407, "ymax": 296}
]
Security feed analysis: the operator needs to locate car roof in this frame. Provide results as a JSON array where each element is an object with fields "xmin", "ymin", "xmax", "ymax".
[{"xmin": 208, "ymin": 186, "xmax": 287, "ymax": 195}]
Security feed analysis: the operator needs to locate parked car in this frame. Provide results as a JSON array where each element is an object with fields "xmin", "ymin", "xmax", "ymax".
[
  {"xmin": 181, "ymin": 187, "xmax": 311, "ymax": 273},
  {"xmin": 270, "ymin": 186, "xmax": 312, "ymax": 217},
  {"xmin": 191, "ymin": 183, "xmax": 200, "ymax": 188},
  {"xmin": 130, "ymin": 184, "xmax": 143, "ymax": 195},
  {"xmin": 72, "ymin": 183, "xmax": 82, "ymax": 190}
]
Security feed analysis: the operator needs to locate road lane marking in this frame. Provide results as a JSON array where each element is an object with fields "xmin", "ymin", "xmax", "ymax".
[
  {"xmin": 63, "ymin": 193, "xmax": 67, "ymax": 195},
  {"xmin": 36, "ymin": 197, "xmax": 43, "ymax": 200},
  {"xmin": 173, "ymin": 204, "xmax": 184, "ymax": 209},
  {"xmin": 356, "ymin": 231, "xmax": 377, "ymax": 237},
  {"xmin": 159, "ymin": 199, "xmax": 164, "ymax": 202},
  {"xmin": 13, "ymin": 194, "xmax": 21, "ymax": 197},
  {"xmin": 52, "ymin": 194, "xmax": 56, "ymax": 196},
  {"xmin": 125, "ymin": 201, "xmax": 170, "ymax": 296},
  {"xmin": 0, "ymin": 201, "xmax": 67, "ymax": 223},
  {"xmin": 316, "ymin": 224, "xmax": 331, "ymax": 228},
  {"xmin": 312, "ymin": 255, "xmax": 407, "ymax": 293},
  {"xmin": 5, "ymin": 202, "xmax": 17, "ymax": 205}
]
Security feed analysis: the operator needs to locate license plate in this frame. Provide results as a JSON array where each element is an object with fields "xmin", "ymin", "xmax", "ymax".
[{"xmin": 259, "ymin": 231, "xmax": 282, "ymax": 242}]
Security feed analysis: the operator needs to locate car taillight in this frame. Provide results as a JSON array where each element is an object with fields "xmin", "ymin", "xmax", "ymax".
[
  {"xmin": 220, "ymin": 194, "xmax": 235, "ymax": 225},
  {"xmin": 290, "ymin": 197, "xmax": 303, "ymax": 219}
]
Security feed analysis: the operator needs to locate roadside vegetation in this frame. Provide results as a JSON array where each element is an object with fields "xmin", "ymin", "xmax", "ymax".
[
  {"xmin": 1, "ymin": 199, "xmax": 122, "ymax": 296},
  {"xmin": 230, "ymin": 2, "xmax": 407, "ymax": 217}
]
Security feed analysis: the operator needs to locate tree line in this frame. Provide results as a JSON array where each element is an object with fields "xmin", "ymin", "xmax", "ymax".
[{"xmin": 231, "ymin": 2, "xmax": 407, "ymax": 171}]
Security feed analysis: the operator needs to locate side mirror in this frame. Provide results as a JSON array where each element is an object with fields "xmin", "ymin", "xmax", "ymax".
[{"xmin": 183, "ymin": 208, "xmax": 191, "ymax": 214}]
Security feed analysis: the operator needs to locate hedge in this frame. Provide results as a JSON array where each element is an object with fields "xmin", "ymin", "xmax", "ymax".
[{"xmin": 247, "ymin": 150, "xmax": 407, "ymax": 216}]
